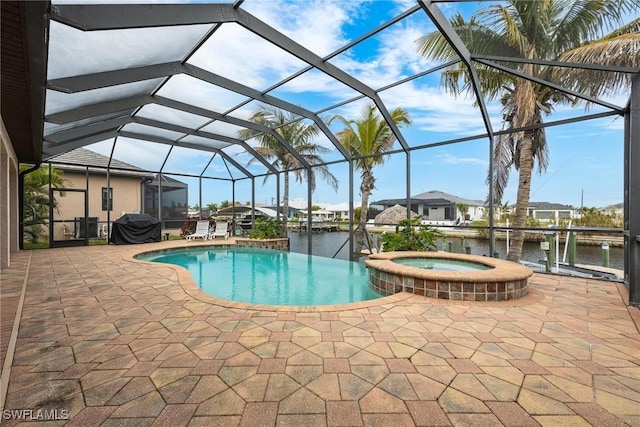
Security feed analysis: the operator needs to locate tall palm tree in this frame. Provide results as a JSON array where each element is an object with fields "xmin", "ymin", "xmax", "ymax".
[
  {"xmin": 238, "ymin": 104, "xmax": 338, "ymax": 232},
  {"xmin": 332, "ymin": 104, "xmax": 411, "ymax": 261},
  {"xmin": 417, "ymin": 0, "xmax": 639, "ymax": 262},
  {"xmin": 21, "ymin": 164, "xmax": 69, "ymax": 243}
]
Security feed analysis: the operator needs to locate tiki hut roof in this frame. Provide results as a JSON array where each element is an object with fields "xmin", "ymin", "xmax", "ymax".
[{"xmin": 374, "ymin": 204, "xmax": 418, "ymax": 225}]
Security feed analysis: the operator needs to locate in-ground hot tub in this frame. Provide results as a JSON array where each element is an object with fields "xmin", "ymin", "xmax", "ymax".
[{"xmin": 365, "ymin": 251, "xmax": 533, "ymax": 301}]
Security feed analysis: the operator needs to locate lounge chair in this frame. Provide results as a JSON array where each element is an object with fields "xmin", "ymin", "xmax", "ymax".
[
  {"xmin": 186, "ymin": 220, "xmax": 210, "ymax": 241},
  {"xmin": 210, "ymin": 221, "xmax": 229, "ymax": 239}
]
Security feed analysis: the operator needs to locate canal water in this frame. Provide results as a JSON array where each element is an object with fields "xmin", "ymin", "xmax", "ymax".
[{"xmin": 288, "ymin": 231, "xmax": 624, "ymax": 270}]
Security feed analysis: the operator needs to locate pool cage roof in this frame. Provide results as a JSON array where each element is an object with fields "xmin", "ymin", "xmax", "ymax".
[{"xmin": 2, "ymin": 1, "xmax": 639, "ymax": 303}]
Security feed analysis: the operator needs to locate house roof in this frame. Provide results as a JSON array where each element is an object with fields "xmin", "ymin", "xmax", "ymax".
[
  {"xmin": 49, "ymin": 147, "xmax": 153, "ymax": 178},
  {"xmin": 525, "ymin": 202, "xmax": 575, "ymax": 210},
  {"xmin": 325, "ymin": 202, "xmax": 361, "ymax": 212},
  {"xmin": 373, "ymin": 190, "xmax": 485, "ymax": 207},
  {"xmin": 412, "ymin": 190, "xmax": 485, "ymax": 206}
]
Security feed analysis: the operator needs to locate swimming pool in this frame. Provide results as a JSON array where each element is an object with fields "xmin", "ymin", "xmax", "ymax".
[{"xmin": 137, "ymin": 247, "xmax": 382, "ymax": 306}]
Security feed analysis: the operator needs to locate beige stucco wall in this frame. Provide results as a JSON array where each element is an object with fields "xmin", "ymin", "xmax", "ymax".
[{"xmin": 0, "ymin": 118, "xmax": 20, "ymax": 270}]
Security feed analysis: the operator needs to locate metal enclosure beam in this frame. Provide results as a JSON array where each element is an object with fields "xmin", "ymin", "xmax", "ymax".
[
  {"xmin": 43, "ymin": 131, "xmax": 119, "ymax": 157},
  {"xmin": 49, "ymin": 3, "xmax": 236, "ymax": 30},
  {"xmin": 50, "ymin": 3, "xmax": 409, "ymax": 151},
  {"xmin": 45, "ymin": 95, "xmax": 153, "ymax": 124},
  {"xmin": 45, "ymin": 115, "xmax": 132, "ymax": 143},
  {"xmin": 418, "ymin": 0, "xmax": 494, "ymax": 139},
  {"xmin": 475, "ymin": 58, "xmax": 625, "ymax": 113},
  {"xmin": 418, "ymin": 0, "xmax": 496, "ymax": 255},
  {"xmin": 132, "ymin": 116, "xmax": 279, "ymax": 174},
  {"xmin": 119, "ymin": 131, "xmax": 253, "ymax": 178},
  {"xmin": 184, "ymin": 64, "xmax": 352, "ymax": 161},
  {"xmin": 48, "ymin": 62, "xmax": 184, "ymax": 93},
  {"xmin": 626, "ymin": 74, "xmax": 640, "ymax": 306},
  {"xmin": 154, "ymin": 96, "xmax": 313, "ymax": 170},
  {"xmin": 471, "ymin": 54, "xmax": 639, "ymax": 74},
  {"xmin": 46, "ymin": 60, "xmax": 353, "ymax": 163},
  {"xmin": 229, "ymin": 8, "xmax": 410, "ymax": 151}
]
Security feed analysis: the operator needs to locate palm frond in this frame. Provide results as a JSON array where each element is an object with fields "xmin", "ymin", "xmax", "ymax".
[
  {"xmin": 478, "ymin": 4, "xmax": 530, "ymax": 56},
  {"xmin": 486, "ymin": 133, "xmax": 514, "ymax": 204},
  {"xmin": 533, "ymin": 128, "xmax": 549, "ymax": 174},
  {"xmin": 553, "ymin": 0, "xmax": 638, "ymax": 52},
  {"xmin": 333, "ymin": 103, "xmax": 410, "ymax": 173},
  {"xmin": 555, "ymin": 26, "xmax": 640, "ymax": 96}
]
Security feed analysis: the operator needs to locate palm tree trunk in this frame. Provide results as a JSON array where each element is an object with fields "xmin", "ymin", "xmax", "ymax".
[
  {"xmin": 352, "ymin": 168, "xmax": 374, "ymax": 261},
  {"xmin": 507, "ymin": 134, "xmax": 534, "ymax": 262}
]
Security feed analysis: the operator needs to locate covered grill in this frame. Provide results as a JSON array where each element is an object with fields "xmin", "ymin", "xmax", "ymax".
[{"xmin": 110, "ymin": 214, "xmax": 161, "ymax": 244}]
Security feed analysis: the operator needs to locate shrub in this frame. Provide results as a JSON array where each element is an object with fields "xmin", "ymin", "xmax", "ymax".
[
  {"xmin": 248, "ymin": 217, "xmax": 284, "ymax": 239},
  {"xmin": 379, "ymin": 218, "xmax": 442, "ymax": 252}
]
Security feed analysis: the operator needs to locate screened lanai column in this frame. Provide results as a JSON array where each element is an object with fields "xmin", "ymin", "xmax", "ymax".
[{"xmin": 626, "ymin": 74, "xmax": 639, "ymax": 307}]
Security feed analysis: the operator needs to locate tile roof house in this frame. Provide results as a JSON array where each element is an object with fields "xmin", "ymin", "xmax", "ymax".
[
  {"xmin": 371, "ymin": 190, "xmax": 486, "ymax": 225},
  {"xmin": 48, "ymin": 148, "xmax": 187, "ymax": 243},
  {"xmin": 519, "ymin": 201, "xmax": 577, "ymax": 223}
]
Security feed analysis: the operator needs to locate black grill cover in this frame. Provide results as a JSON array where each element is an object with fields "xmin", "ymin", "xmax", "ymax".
[{"xmin": 110, "ymin": 214, "xmax": 161, "ymax": 244}]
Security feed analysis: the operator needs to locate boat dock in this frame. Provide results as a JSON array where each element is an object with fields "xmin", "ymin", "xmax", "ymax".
[{"xmin": 288, "ymin": 221, "xmax": 339, "ymax": 232}]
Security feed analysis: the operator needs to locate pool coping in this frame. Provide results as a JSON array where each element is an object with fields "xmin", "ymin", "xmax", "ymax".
[{"xmin": 122, "ymin": 239, "xmax": 542, "ymax": 312}]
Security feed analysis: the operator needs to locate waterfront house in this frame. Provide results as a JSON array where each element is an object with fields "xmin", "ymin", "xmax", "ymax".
[
  {"xmin": 521, "ymin": 201, "xmax": 576, "ymax": 224},
  {"xmin": 371, "ymin": 190, "xmax": 485, "ymax": 225},
  {"xmin": 325, "ymin": 202, "xmax": 362, "ymax": 221}
]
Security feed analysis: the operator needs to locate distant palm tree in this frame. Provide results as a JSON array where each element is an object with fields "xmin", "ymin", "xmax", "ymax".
[
  {"xmin": 331, "ymin": 104, "xmax": 411, "ymax": 260},
  {"xmin": 417, "ymin": 0, "xmax": 639, "ymax": 262},
  {"xmin": 206, "ymin": 202, "xmax": 217, "ymax": 214},
  {"xmin": 238, "ymin": 104, "xmax": 338, "ymax": 231},
  {"xmin": 21, "ymin": 164, "xmax": 69, "ymax": 243}
]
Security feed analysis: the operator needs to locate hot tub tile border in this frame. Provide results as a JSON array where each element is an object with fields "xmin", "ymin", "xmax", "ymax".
[{"xmin": 366, "ymin": 251, "xmax": 532, "ymax": 302}]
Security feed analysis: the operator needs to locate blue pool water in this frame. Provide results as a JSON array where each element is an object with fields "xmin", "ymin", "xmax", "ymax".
[
  {"xmin": 393, "ymin": 257, "xmax": 492, "ymax": 271},
  {"xmin": 137, "ymin": 247, "xmax": 381, "ymax": 306}
]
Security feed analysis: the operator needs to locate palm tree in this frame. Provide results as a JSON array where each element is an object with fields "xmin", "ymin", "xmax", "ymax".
[
  {"xmin": 455, "ymin": 203, "xmax": 469, "ymax": 225},
  {"xmin": 332, "ymin": 104, "xmax": 411, "ymax": 261},
  {"xmin": 21, "ymin": 164, "xmax": 69, "ymax": 243},
  {"xmin": 206, "ymin": 202, "xmax": 217, "ymax": 215},
  {"xmin": 417, "ymin": 1, "xmax": 639, "ymax": 262},
  {"xmin": 238, "ymin": 104, "xmax": 338, "ymax": 231}
]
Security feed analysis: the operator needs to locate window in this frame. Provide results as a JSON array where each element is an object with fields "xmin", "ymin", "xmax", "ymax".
[{"xmin": 102, "ymin": 187, "xmax": 113, "ymax": 211}]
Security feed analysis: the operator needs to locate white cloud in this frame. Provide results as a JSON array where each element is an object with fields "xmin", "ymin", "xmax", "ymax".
[
  {"xmin": 188, "ymin": 23, "xmax": 308, "ymax": 91},
  {"xmin": 328, "ymin": 18, "xmax": 436, "ymax": 90},
  {"xmin": 245, "ymin": 0, "xmax": 367, "ymax": 57},
  {"xmin": 158, "ymin": 74, "xmax": 249, "ymax": 115},
  {"xmin": 435, "ymin": 152, "xmax": 487, "ymax": 166},
  {"xmin": 380, "ymin": 81, "xmax": 502, "ymax": 135}
]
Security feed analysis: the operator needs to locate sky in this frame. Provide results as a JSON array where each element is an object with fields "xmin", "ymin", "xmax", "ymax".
[{"xmin": 49, "ymin": 0, "xmax": 634, "ymax": 210}]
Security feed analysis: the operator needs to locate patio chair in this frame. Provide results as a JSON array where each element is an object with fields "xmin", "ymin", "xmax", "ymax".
[
  {"xmin": 210, "ymin": 221, "xmax": 229, "ymax": 239},
  {"xmin": 186, "ymin": 220, "xmax": 210, "ymax": 241}
]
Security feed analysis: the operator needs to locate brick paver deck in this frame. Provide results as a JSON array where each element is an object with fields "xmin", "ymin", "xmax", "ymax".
[{"xmin": 1, "ymin": 240, "xmax": 638, "ymax": 426}]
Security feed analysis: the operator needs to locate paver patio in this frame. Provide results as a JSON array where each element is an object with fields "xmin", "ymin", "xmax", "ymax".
[{"xmin": 1, "ymin": 240, "xmax": 639, "ymax": 426}]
